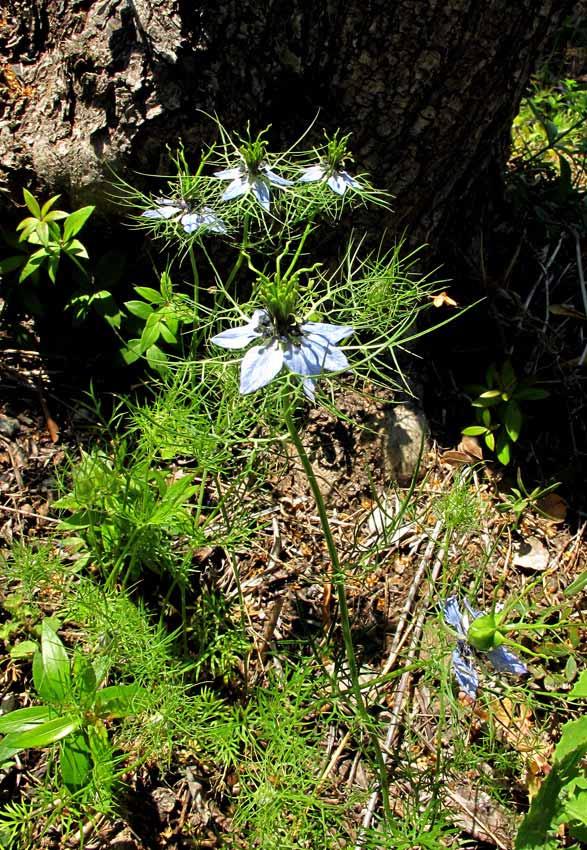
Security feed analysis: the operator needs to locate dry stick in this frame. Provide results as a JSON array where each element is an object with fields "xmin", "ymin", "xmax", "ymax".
[
  {"xmin": 355, "ymin": 531, "xmax": 447, "ymax": 847},
  {"xmin": 317, "ymin": 729, "xmax": 352, "ymax": 790},
  {"xmin": 379, "ymin": 520, "xmax": 443, "ymax": 680},
  {"xmin": 0, "ymin": 503, "xmax": 60, "ymax": 523},
  {"xmin": 257, "ymin": 595, "xmax": 285, "ymax": 662}
]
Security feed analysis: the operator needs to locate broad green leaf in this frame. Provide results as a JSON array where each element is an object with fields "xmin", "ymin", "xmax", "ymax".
[
  {"xmin": 40, "ymin": 195, "xmax": 61, "ymax": 216},
  {"xmin": 158, "ymin": 322, "xmax": 177, "ymax": 344},
  {"xmin": 94, "ymin": 684, "xmax": 144, "ymax": 719},
  {"xmin": 65, "ymin": 238, "xmax": 89, "ymax": 260},
  {"xmin": 9, "ymin": 640, "xmax": 38, "ymax": 660},
  {"xmin": 72, "ymin": 655, "xmax": 97, "ymax": 707},
  {"xmin": 121, "ymin": 339, "xmax": 143, "ymax": 365},
  {"xmin": 44, "ymin": 209, "xmax": 69, "ymax": 222},
  {"xmin": 565, "ymin": 786, "xmax": 587, "ymax": 830},
  {"xmin": 0, "ymin": 714, "xmax": 79, "ymax": 752},
  {"xmin": 472, "ymin": 394, "xmax": 501, "ymax": 409},
  {"xmin": 515, "ymin": 734, "xmax": 587, "ymax": 849},
  {"xmin": 55, "ymin": 509, "xmax": 95, "ymax": 530},
  {"xmin": 23, "ymin": 188, "xmax": 41, "ymax": 218},
  {"xmin": 569, "ymin": 670, "xmax": 587, "ymax": 698},
  {"xmin": 145, "ymin": 344, "xmax": 169, "ymax": 374},
  {"xmin": 134, "ymin": 286, "xmax": 163, "ymax": 304},
  {"xmin": 60, "ymin": 731, "xmax": 92, "ymax": 791},
  {"xmin": 62, "ymin": 206, "xmax": 95, "ymax": 241},
  {"xmin": 164, "ymin": 474, "xmax": 197, "ymax": 503},
  {"xmin": 556, "ymin": 715, "xmax": 587, "ymax": 762},
  {"xmin": 33, "ymin": 621, "xmax": 71, "ymax": 704},
  {"xmin": 504, "ymin": 401, "xmax": 522, "ymax": 442},
  {"xmin": 19, "ymin": 249, "xmax": 48, "ymax": 283},
  {"xmin": 36, "ymin": 221, "xmax": 50, "ymax": 246},
  {"xmin": 495, "ymin": 433, "xmax": 511, "ymax": 465},
  {"xmin": 0, "ymin": 255, "xmax": 26, "ymax": 274},
  {"xmin": 140, "ymin": 320, "xmax": 160, "ymax": 351},
  {"xmin": 0, "ymin": 705, "xmax": 53, "ymax": 735},
  {"xmin": 126, "ymin": 299, "xmax": 154, "ymax": 320},
  {"xmin": 86, "ymin": 723, "xmax": 115, "ymax": 794},
  {"xmin": 485, "ymin": 431, "xmax": 496, "ymax": 452},
  {"xmin": 461, "ymin": 425, "xmax": 487, "ymax": 436},
  {"xmin": 565, "ymin": 570, "xmax": 587, "ymax": 597},
  {"xmin": 47, "ymin": 253, "xmax": 60, "ymax": 284},
  {"xmin": 16, "ymin": 215, "xmax": 38, "ymax": 233},
  {"xmin": 0, "ymin": 742, "xmax": 21, "ymax": 765}
]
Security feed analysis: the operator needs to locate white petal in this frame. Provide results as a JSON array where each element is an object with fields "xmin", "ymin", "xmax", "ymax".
[
  {"xmin": 463, "ymin": 599, "xmax": 483, "ymax": 621},
  {"xmin": 240, "ymin": 341, "xmax": 283, "ymax": 394},
  {"xmin": 142, "ymin": 205, "xmax": 183, "ymax": 220},
  {"xmin": 252, "ymin": 179, "xmax": 270, "ymax": 212},
  {"xmin": 452, "ymin": 648, "xmax": 478, "ymax": 699},
  {"xmin": 222, "ymin": 177, "xmax": 249, "ymax": 201},
  {"xmin": 298, "ymin": 165, "xmax": 326, "ymax": 183},
  {"xmin": 214, "ymin": 167, "xmax": 243, "ymax": 180},
  {"xmin": 250, "ymin": 309, "xmax": 271, "ymax": 330},
  {"xmin": 487, "ymin": 646, "xmax": 528, "ymax": 676},
  {"xmin": 263, "ymin": 167, "xmax": 293, "ymax": 187},
  {"xmin": 443, "ymin": 597, "xmax": 466, "ymax": 638},
  {"xmin": 340, "ymin": 170, "xmax": 360, "ymax": 189},
  {"xmin": 301, "ymin": 335, "xmax": 349, "ymax": 372},
  {"xmin": 181, "ymin": 213, "xmax": 205, "ymax": 233},
  {"xmin": 211, "ymin": 322, "xmax": 262, "ymax": 350},
  {"xmin": 283, "ymin": 341, "xmax": 323, "ymax": 376},
  {"xmin": 300, "ymin": 322, "xmax": 354, "ymax": 344},
  {"xmin": 302, "ymin": 378, "xmax": 316, "ymax": 401},
  {"xmin": 317, "ymin": 344, "xmax": 349, "ymax": 372},
  {"xmin": 296, "ymin": 337, "xmax": 349, "ymax": 374},
  {"xmin": 182, "ymin": 211, "xmax": 227, "ymax": 234},
  {"xmin": 200, "ymin": 210, "xmax": 227, "ymax": 233},
  {"xmin": 327, "ymin": 173, "xmax": 348, "ymax": 195}
]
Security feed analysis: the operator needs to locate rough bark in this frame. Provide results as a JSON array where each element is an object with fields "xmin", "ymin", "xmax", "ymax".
[{"xmin": 0, "ymin": 0, "xmax": 582, "ymax": 246}]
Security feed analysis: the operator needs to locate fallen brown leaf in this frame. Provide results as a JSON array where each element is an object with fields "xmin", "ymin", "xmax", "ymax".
[
  {"xmin": 429, "ymin": 290, "xmax": 459, "ymax": 308},
  {"xmin": 536, "ymin": 492, "xmax": 568, "ymax": 523}
]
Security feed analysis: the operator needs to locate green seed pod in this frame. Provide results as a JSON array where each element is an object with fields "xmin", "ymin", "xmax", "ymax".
[{"xmin": 467, "ymin": 612, "xmax": 505, "ymax": 651}]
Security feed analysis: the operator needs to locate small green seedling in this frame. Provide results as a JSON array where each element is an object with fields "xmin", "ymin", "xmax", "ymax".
[
  {"xmin": 462, "ymin": 360, "xmax": 548, "ymax": 465},
  {"xmin": 122, "ymin": 269, "xmax": 191, "ymax": 373},
  {"xmin": 1, "ymin": 189, "xmax": 94, "ymax": 286},
  {"xmin": 0, "ymin": 621, "xmax": 145, "ymax": 793},
  {"xmin": 497, "ymin": 470, "xmax": 561, "ymax": 526}
]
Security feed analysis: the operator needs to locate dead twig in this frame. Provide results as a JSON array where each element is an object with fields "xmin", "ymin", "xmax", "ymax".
[{"xmin": 355, "ymin": 530, "xmax": 447, "ymax": 846}]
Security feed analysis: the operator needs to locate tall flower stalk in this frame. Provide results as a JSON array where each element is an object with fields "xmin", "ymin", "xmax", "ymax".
[{"xmin": 283, "ymin": 400, "xmax": 391, "ymax": 817}]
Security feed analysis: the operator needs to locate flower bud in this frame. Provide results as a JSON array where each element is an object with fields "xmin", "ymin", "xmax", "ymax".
[{"xmin": 467, "ymin": 612, "xmax": 505, "ymax": 651}]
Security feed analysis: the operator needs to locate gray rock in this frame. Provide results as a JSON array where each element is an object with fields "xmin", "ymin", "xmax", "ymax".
[{"xmin": 383, "ymin": 403, "xmax": 429, "ymax": 484}]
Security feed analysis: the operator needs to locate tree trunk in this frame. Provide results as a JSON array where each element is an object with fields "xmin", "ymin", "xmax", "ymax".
[{"xmin": 0, "ymin": 0, "xmax": 581, "ymax": 248}]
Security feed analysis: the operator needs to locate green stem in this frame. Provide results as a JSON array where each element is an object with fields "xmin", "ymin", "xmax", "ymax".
[
  {"xmin": 283, "ymin": 402, "xmax": 391, "ymax": 818},
  {"xmin": 189, "ymin": 244, "xmax": 200, "ymax": 327}
]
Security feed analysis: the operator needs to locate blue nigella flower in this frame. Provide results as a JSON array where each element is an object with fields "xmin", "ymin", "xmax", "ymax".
[
  {"xmin": 298, "ymin": 164, "xmax": 360, "ymax": 196},
  {"xmin": 213, "ymin": 165, "xmax": 292, "ymax": 212},
  {"xmin": 211, "ymin": 309, "xmax": 353, "ymax": 397},
  {"xmin": 443, "ymin": 596, "xmax": 528, "ymax": 699},
  {"xmin": 142, "ymin": 199, "xmax": 227, "ymax": 235}
]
